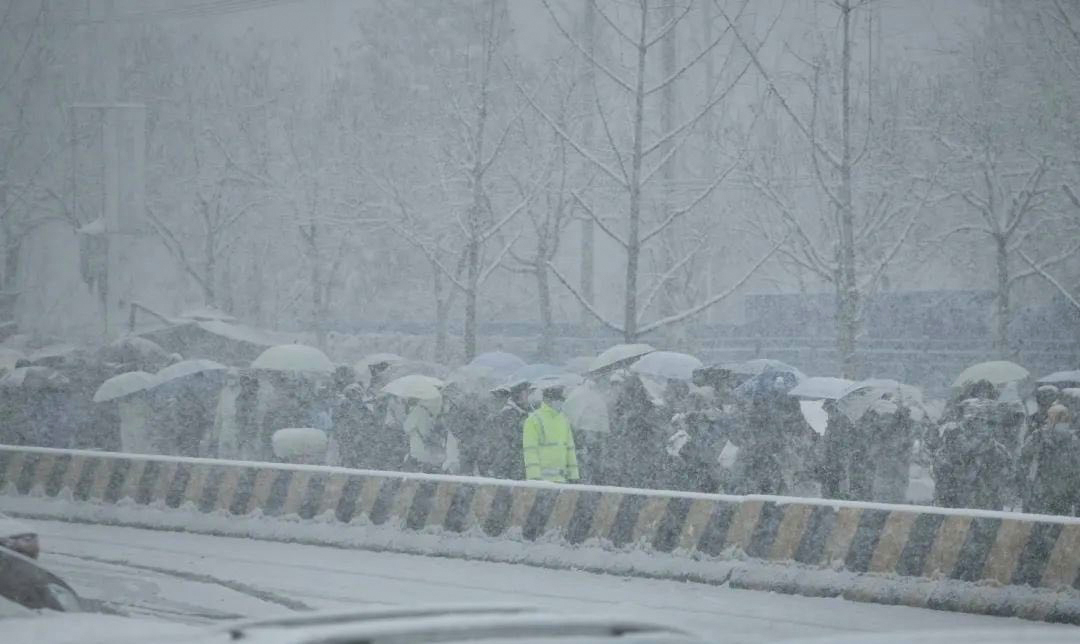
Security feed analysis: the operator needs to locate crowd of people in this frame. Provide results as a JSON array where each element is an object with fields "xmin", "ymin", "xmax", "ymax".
[{"xmin": 1, "ymin": 338, "xmax": 1078, "ymax": 517}]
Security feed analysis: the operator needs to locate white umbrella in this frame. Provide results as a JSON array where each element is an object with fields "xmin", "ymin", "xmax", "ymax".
[
  {"xmin": 102, "ymin": 336, "xmax": 170, "ymax": 368},
  {"xmin": 630, "ymin": 351, "xmax": 703, "ymax": 381},
  {"xmin": 788, "ymin": 376, "xmax": 855, "ymax": 400},
  {"xmin": 564, "ymin": 382, "xmax": 609, "ymax": 434},
  {"xmin": 952, "ymin": 360, "xmax": 1029, "ymax": 388},
  {"xmin": 563, "ymin": 356, "xmax": 594, "ymax": 374},
  {"xmin": 382, "ymin": 374, "xmax": 444, "ymax": 401},
  {"xmin": 468, "ymin": 351, "xmax": 527, "ymax": 377},
  {"xmin": 156, "ymin": 359, "xmax": 227, "ymax": 383},
  {"xmin": 501, "ymin": 363, "xmax": 568, "ymax": 390},
  {"xmin": 589, "ymin": 343, "xmax": 655, "ymax": 373},
  {"xmin": 28, "ymin": 344, "xmax": 78, "ymax": 366},
  {"xmin": 532, "ymin": 372, "xmax": 584, "ymax": 390},
  {"xmin": 355, "ymin": 352, "xmax": 406, "ymax": 373},
  {"xmin": 379, "ymin": 360, "xmax": 450, "ymax": 382},
  {"xmin": 1037, "ymin": 370, "xmax": 1080, "ymax": 386},
  {"xmin": 251, "ymin": 344, "xmax": 334, "ymax": 374},
  {"xmin": 724, "ymin": 358, "xmax": 806, "ymax": 381},
  {"xmin": 446, "ymin": 364, "xmax": 501, "ymax": 394},
  {"xmin": 838, "ymin": 379, "xmax": 927, "ymax": 423},
  {"xmin": 179, "ymin": 306, "xmax": 237, "ymax": 323},
  {"xmin": 93, "ymin": 371, "xmax": 160, "ymax": 403}
]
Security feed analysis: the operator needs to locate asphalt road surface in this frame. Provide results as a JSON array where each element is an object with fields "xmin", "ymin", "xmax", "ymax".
[{"xmin": 28, "ymin": 519, "xmax": 1077, "ymax": 643}]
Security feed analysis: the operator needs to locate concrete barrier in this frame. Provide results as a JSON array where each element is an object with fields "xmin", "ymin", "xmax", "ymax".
[{"xmin": 2, "ymin": 445, "xmax": 1079, "ymax": 624}]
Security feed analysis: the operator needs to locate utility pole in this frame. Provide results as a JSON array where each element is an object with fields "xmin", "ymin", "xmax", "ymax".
[
  {"xmin": 73, "ymin": 0, "xmax": 146, "ymax": 339},
  {"xmin": 101, "ymin": 0, "xmax": 120, "ymax": 338}
]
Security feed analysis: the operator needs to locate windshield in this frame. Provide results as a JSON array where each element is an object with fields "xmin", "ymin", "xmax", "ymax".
[{"xmin": 1, "ymin": 1, "xmax": 1079, "ymax": 643}]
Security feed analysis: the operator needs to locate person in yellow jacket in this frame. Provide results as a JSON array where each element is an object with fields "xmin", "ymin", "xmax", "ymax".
[{"xmin": 522, "ymin": 385, "xmax": 580, "ymax": 482}]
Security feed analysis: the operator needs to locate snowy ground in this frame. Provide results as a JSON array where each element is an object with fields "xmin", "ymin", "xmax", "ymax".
[{"xmin": 27, "ymin": 519, "xmax": 1078, "ymax": 643}]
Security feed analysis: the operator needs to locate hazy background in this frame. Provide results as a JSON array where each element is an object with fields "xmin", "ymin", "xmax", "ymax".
[{"xmin": 3, "ymin": 0, "xmax": 1079, "ymax": 380}]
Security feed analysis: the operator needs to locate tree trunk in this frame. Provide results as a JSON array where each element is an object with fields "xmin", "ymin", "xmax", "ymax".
[
  {"xmin": 0, "ymin": 191, "xmax": 19, "ymax": 323},
  {"xmin": 433, "ymin": 268, "xmax": 450, "ymax": 364},
  {"xmin": 536, "ymin": 235, "xmax": 554, "ymax": 359},
  {"xmin": 307, "ymin": 224, "xmax": 327, "ymax": 350},
  {"xmin": 702, "ymin": 0, "xmax": 716, "ymax": 326},
  {"xmin": 837, "ymin": 0, "xmax": 858, "ymax": 379},
  {"xmin": 203, "ymin": 230, "xmax": 216, "ymax": 307},
  {"xmin": 578, "ymin": 0, "xmax": 596, "ymax": 328},
  {"xmin": 994, "ymin": 235, "xmax": 1010, "ymax": 357},
  {"xmin": 624, "ymin": 2, "xmax": 650, "ymax": 342},
  {"xmin": 464, "ymin": 234, "xmax": 479, "ymax": 361},
  {"xmin": 658, "ymin": 0, "xmax": 678, "ymax": 321}
]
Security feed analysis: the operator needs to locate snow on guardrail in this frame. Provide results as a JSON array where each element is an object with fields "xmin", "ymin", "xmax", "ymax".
[{"xmin": 1, "ymin": 444, "xmax": 1079, "ymax": 624}]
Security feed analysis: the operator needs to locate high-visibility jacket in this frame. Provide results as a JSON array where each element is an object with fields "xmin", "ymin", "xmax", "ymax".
[{"xmin": 522, "ymin": 403, "xmax": 579, "ymax": 482}]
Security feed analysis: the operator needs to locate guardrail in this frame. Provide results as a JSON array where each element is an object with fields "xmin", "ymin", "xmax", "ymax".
[{"xmin": 2, "ymin": 445, "xmax": 1079, "ymax": 623}]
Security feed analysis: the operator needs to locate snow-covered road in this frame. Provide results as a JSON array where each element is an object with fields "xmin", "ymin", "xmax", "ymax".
[{"xmin": 31, "ymin": 519, "xmax": 1076, "ymax": 643}]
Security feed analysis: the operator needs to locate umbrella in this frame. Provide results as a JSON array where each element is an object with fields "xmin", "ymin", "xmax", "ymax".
[
  {"xmin": 28, "ymin": 344, "xmax": 78, "ymax": 367},
  {"xmin": 589, "ymin": 343, "xmax": 655, "ymax": 373},
  {"xmin": 356, "ymin": 353, "xmax": 406, "ymax": 372},
  {"xmin": 1037, "ymin": 370, "xmax": 1080, "ymax": 387},
  {"xmin": 251, "ymin": 344, "xmax": 335, "ymax": 374},
  {"xmin": 101, "ymin": 336, "xmax": 170, "ymax": 369},
  {"xmin": 838, "ymin": 378, "xmax": 927, "ymax": 423},
  {"xmin": 179, "ymin": 306, "xmax": 237, "ymax": 323},
  {"xmin": 502, "ymin": 363, "xmax": 567, "ymax": 389},
  {"xmin": 379, "ymin": 360, "xmax": 450, "ymax": 383},
  {"xmin": 952, "ymin": 360, "xmax": 1029, "ymax": 388},
  {"xmin": 156, "ymin": 359, "xmax": 227, "ymax": 384},
  {"xmin": 735, "ymin": 370, "xmax": 802, "ymax": 399},
  {"xmin": 564, "ymin": 382, "xmax": 609, "ymax": 433},
  {"xmin": 723, "ymin": 358, "xmax": 806, "ymax": 381},
  {"xmin": 382, "ymin": 374, "xmax": 444, "ymax": 401},
  {"xmin": 468, "ymin": 351, "xmax": 527, "ymax": 377},
  {"xmin": 0, "ymin": 367, "xmax": 69, "ymax": 390},
  {"xmin": 446, "ymin": 364, "xmax": 502, "ymax": 394},
  {"xmin": 630, "ymin": 351, "xmax": 703, "ymax": 381},
  {"xmin": 788, "ymin": 376, "xmax": 855, "ymax": 400},
  {"xmin": 532, "ymin": 372, "xmax": 584, "ymax": 391},
  {"xmin": 563, "ymin": 356, "xmax": 594, "ymax": 375},
  {"xmin": 93, "ymin": 371, "xmax": 160, "ymax": 403}
]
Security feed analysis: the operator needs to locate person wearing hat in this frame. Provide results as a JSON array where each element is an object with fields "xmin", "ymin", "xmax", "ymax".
[
  {"xmin": 1029, "ymin": 385, "xmax": 1060, "ymax": 431},
  {"xmin": 479, "ymin": 381, "xmax": 531, "ymax": 479},
  {"xmin": 522, "ymin": 385, "xmax": 579, "ymax": 483},
  {"xmin": 935, "ymin": 398, "xmax": 1011, "ymax": 510},
  {"xmin": 1020, "ymin": 393, "xmax": 1080, "ymax": 515}
]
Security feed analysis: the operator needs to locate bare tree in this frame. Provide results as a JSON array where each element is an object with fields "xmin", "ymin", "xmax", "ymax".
[
  {"xmin": 935, "ymin": 146, "xmax": 1057, "ymax": 355},
  {"xmin": 1017, "ymin": 184, "xmax": 1080, "ymax": 314},
  {"xmin": 375, "ymin": 0, "xmax": 532, "ymax": 361},
  {"xmin": 725, "ymin": 0, "xmax": 938, "ymax": 377},
  {"xmin": 527, "ymin": 0, "xmax": 777, "ymax": 342},
  {"xmin": 504, "ymin": 130, "xmax": 577, "ymax": 359},
  {"xmin": 140, "ymin": 32, "xmax": 277, "ymax": 313},
  {"xmin": 145, "ymin": 137, "xmax": 263, "ymax": 309},
  {"xmin": 0, "ymin": 2, "xmax": 74, "ymax": 323},
  {"xmin": 928, "ymin": 2, "xmax": 1079, "ymax": 355}
]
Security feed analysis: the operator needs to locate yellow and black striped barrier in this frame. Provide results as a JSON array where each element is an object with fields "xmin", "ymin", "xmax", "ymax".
[{"xmin": 2, "ymin": 445, "xmax": 1079, "ymax": 621}]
